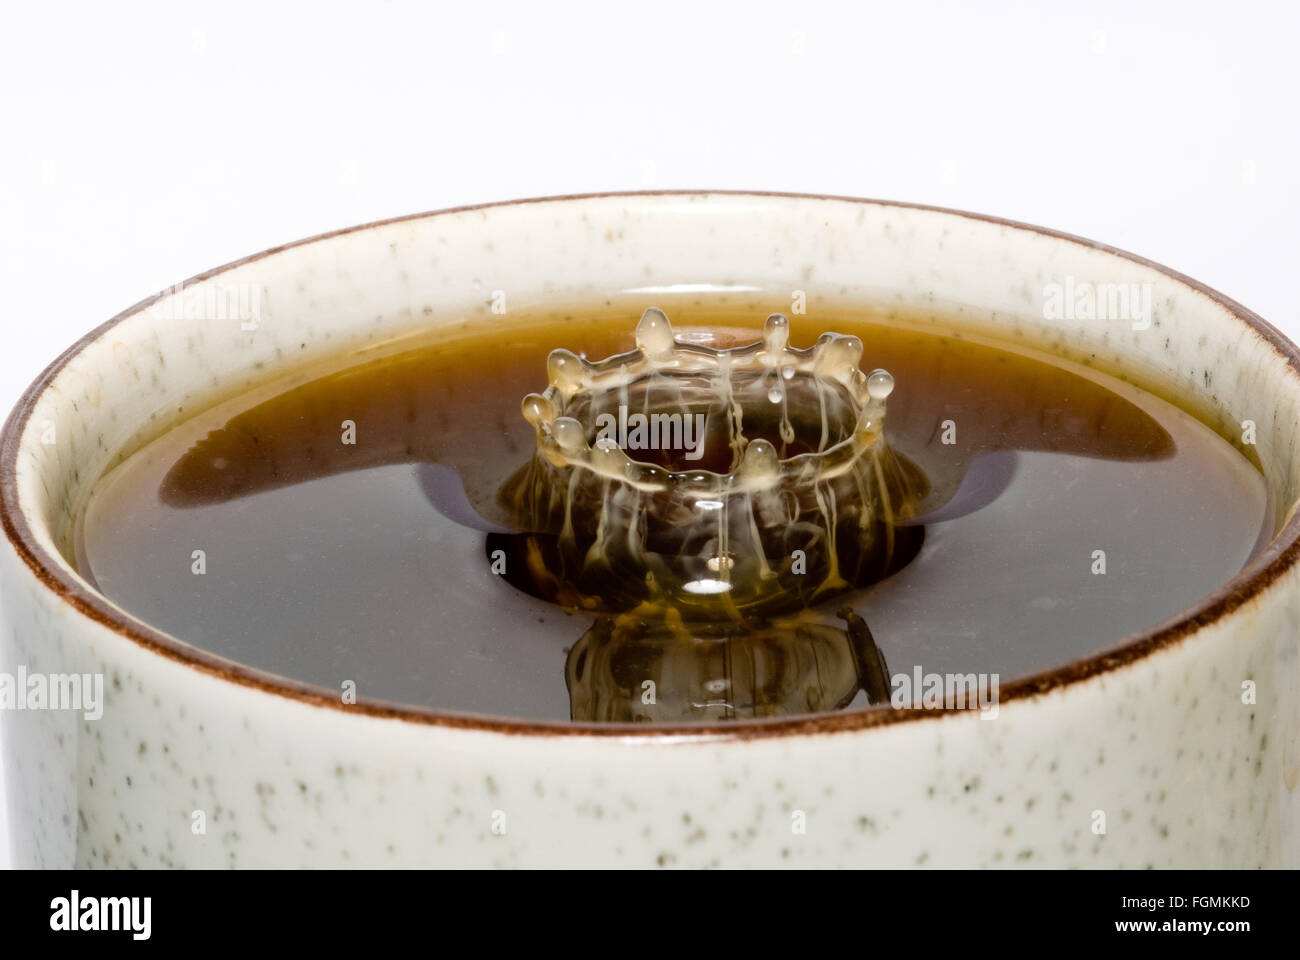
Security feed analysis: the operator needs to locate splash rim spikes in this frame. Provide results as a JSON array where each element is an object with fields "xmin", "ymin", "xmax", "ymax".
[
  {"xmin": 519, "ymin": 307, "xmax": 896, "ymax": 494},
  {"xmin": 500, "ymin": 306, "xmax": 924, "ymax": 616}
]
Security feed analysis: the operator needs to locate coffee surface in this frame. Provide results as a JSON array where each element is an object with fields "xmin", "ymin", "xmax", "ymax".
[{"xmin": 75, "ymin": 302, "xmax": 1269, "ymax": 722}]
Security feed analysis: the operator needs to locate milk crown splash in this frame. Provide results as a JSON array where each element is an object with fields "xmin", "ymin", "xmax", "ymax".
[{"xmin": 503, "ymin": 307, "xmax": 920, "ymax": 617}]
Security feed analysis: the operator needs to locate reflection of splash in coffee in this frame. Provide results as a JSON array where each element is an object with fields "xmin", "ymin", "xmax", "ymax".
[{"xmin": 566, "ymin": 606, "xmax": 891, "ymax": 723}]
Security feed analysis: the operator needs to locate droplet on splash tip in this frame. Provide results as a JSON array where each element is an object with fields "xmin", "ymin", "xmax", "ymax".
[
  {"xmin": 521, "ymin": 392, "xmax": 551, "ymax": 425},
  {"xmin": 635, "ymin": 306, "xmax": 675, "ymax": 358},
  {"xmin": 763, "ymin": 313, "xmax": 790, "ymax": 351},
  {"xmin": 739, "ymin": 438, "xmax": 780, "ymax": 479},
  {"xmin": 553, "ymin": 416, "xmax": 587, "ymax": 454},
  {"xmin": 547, "ymin": 348, "xmax": 585, "ymax": 393}
]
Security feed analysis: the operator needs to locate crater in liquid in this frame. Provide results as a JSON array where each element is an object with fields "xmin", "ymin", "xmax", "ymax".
[{"xmin": 74, "ymin": 303, "xmax": 1270, "ymax": 722}]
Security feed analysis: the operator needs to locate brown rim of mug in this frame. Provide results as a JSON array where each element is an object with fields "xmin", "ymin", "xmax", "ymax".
[{"xmin": 2, "ymin": 190, "xmax": 1298, "ymax": 741}]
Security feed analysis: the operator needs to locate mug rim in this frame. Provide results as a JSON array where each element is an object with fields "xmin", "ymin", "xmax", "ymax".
[{"xmin": 4, "ymin": 189, "xmax": 1298, "ymax": 740}]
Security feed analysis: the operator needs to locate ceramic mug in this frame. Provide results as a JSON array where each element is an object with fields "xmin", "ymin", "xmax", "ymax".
[{"xmin": 2, "ymin": 192, "xmax": 1297, "ymax": 868}]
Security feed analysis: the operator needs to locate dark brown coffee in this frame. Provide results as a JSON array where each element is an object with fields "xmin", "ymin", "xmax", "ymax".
[{"xmin": 73, "ymin": 300, "xmax": 1269, "ymax": 723}]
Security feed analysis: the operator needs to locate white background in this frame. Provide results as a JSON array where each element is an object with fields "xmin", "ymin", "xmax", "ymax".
[{"xmin": 1, "ymin": 0, "xmax": 1297, "ymax": 868}]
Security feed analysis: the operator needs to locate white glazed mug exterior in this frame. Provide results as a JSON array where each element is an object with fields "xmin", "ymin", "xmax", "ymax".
[{"xmin": 2, "ymin": 193, "xmax": 1298, "ymax": 868}]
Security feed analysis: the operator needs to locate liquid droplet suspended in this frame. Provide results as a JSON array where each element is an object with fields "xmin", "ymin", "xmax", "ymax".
[{"xmin": 867, "ymin": 368, "xmax": 895, "ymax": 400}]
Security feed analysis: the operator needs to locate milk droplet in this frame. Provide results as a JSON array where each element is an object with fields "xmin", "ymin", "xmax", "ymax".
[
  {"xmin": 547, "ymin": 349, "xmax": 585, "ymax": 393},
  {"xmin": 739, "ymin": 438, "xmax": 780, "ymax": 479},
  {"xmin": 767, "ymin": 386, "xmax": 782, "ymax": 403},
  {"xmin": 814, "ymin": 335, "xmax": 859, "ymax": 380},
  {"xmin": 866, "ymin": 368, "xmax": 895, "ymax": 400},
  {"xmin": 592, "ymin": 437, "xmax": 625, "ymax": 470},
  {"xmin": 635, "ymin": 307, "xmax": 674, "ymax": 358},
  {"xmin": 763, "ymin": 313, "xmax": 790, "ymax": 351},
  {"xmin": 553, "ymin": 416, "xmax": 587, "ymax": 454},
  {"xmin": 521, "ymin": 392, "xmax": 551, "ymax": 426}
]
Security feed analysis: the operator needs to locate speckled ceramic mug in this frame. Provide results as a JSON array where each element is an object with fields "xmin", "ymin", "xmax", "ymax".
[{"xmin": 2, "ymin": 192, "xmax": 1298, "ymax": 868}]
